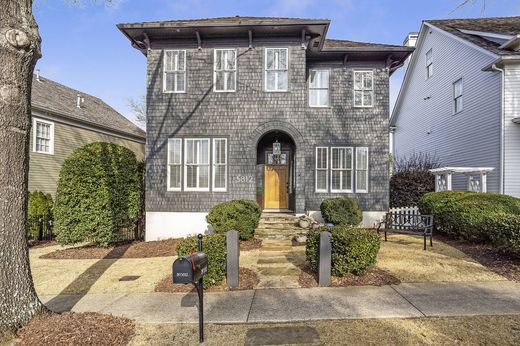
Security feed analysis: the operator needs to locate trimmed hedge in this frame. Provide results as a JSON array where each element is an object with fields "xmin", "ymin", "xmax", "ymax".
[
  {"xmin": 418, "ymin": 191, "xmax": 520, "ymax": 242},
  {"xmin": 484, "ymin": 214, "xmax": 520, "ymax": 255},
  {"xmin": 320, "ymin": 198, "xmax": 363, "ymax": 226},
  {"xmin": 54, "ymin": 142, "xmax": 141, "ymax": 246},
  {"xmin": 28, "ymin": 191, "xmax": 54, "ymax": 237},
  {"xmin": 177, "ymin": 234, "xmax": 226, "ymax": 288},
  {"xmin": 306, "ymin": 226, "xmax": 380, "ymax": 276},
  {"xmin": 206, "ymin": 199, "xmax": 261, "ymax": 240}
]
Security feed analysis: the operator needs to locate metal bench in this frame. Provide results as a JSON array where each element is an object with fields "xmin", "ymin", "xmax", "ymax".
[{"xmin": 377, "ymin": 212, "xmax": 434, "ymax": 250}]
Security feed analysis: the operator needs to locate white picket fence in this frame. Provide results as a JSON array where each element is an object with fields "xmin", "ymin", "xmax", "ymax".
[{"xmin": 389, "ymin": 206, "xmax": 420, "ymax": 215}]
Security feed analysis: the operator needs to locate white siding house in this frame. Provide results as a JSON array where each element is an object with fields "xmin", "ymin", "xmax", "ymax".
[{"xmin": 391, "ymin": 17, "xmax": 520, "ymax": 197}]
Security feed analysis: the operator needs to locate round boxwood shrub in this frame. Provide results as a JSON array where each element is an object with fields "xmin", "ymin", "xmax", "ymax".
[
  {"xmin": 206, "ymin": 199, "xmax": 261, "ymax": 240},
  {"xmin": 306, "ymin": 226, "xmax": 380, "ymax": 276},
  {"xmin": 54, "ymin": 142, "xmax": 141, "ymax": 246},
  {"xmin": 28, "ymin": 191, "xmax": 54, "ymax": 238},
  {"xmin": 320, "ymin": 198, "xmax": 363, "ymax": 226},
  {"xmin": 418, "ymin": 191, "xmax": 520, "ymax": 242},
  {"xmin": 177, "ymin": 234, "xmax": 226, "ymax": 288}
]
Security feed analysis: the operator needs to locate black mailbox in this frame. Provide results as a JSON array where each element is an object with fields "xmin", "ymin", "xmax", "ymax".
[{"xmin": 172, "ymin": 252, "xmax": 208, "ymax": 284}]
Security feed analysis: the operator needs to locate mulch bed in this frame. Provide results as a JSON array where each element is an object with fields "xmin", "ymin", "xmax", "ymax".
[
  {"xmin": 155, "ymin": 267, "xmax": 260, "ymax": 292},
  {"xmin": 17, "ymin": 312, "xmax": 135, "ymax": 346},
  {"xmin": 40, "ymin": 238, "xmax": 182, "ymax": 259},
  {"xmin": 240, "ymin": 238, "xmax": 262, "ymax": 251},
  {"xmin": 299, "ymin": 266, "xmax": 401, "ymax": 288},
  {"xmin": 436, "ymin": 233, "xmax": 520, "ymax": 282}
]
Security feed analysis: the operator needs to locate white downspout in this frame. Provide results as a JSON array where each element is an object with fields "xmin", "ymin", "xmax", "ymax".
[{"xmin": 491, "ymin": 63, "xmax": 505, "ymax": 194}]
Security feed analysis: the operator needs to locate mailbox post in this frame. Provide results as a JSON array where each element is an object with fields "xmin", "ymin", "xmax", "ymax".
[{"xmin": 172, "ymin": 234, "xmax": 207, "ymax": 343}]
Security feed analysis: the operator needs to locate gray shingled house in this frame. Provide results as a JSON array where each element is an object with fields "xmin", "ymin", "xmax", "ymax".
[
  {"xmin": 118, "ymin": 16, "xmax": 412, "ymax": 240},
  {"xmin": 30, "ymin": 73, "xmax": 146, "ymax": 195}
]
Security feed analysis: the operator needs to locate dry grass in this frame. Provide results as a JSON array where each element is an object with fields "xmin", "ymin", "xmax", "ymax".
[
  {"xmin": 129, "ymin": 315, "xmax": 520, "ymax": 346},
  {"xmin": 376, "ymin": 234, "xmax": 506, "ymax": 282}
]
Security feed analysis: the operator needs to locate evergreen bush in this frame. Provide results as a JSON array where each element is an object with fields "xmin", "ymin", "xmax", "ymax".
[
  {"xmin": 320, "ymin": 198, "xmax": 363, "ymax": 226},
  {"xmin": 206, "ymin": 199, "xmax": 261, "ymax": 240}
]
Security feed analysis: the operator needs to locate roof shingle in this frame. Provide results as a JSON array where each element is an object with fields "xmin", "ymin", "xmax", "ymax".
[
  {"xmin": 32, "ymin": 75, "xmax": 145, "ymax": 140},
  {"xmin": 426, "ymin": 16, "xmax": 520, "ymax": 55}
]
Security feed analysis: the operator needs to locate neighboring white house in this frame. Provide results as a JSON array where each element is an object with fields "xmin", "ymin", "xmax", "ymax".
[{"xmin": 391, "ymin": 16, "xmax": 520, "ymax": 197}]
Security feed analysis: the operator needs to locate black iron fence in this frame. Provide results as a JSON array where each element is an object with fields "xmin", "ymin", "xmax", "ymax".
[{"xmin": 28, "ymin": 216, "xmax": 54, "ymax": 241}]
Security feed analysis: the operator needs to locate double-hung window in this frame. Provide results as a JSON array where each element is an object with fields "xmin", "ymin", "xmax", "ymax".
[
  {"xmin": 355, "ymin": 147, "xmax": 368, "ymax": 192},
  {"xmin": 309, "ymin": 69, "xmax": 329, "ymax": 107},
  {"xmin": 184, "ymin": 139, "xmax": 210, "ymax": 191},
  {"xmin": 426, "ymin": 49, "xmax": 433, "ymax": 79},
  {"xmin": 265, "ymin": 48, "xmax": 288, "ymax": 91},
  {"xmin": 212, "ymin": 138, "xmax": 227, "ymax": 191},
  {"xmin": 33, "ymin": 118, "xmax": 54, "ymax": 154},
  {"xmin": 167, "ymin": 139, "xmax": 182, "ymax": 191},
  {"xmin": 453, "ymin": 78, "xmax": 463, "ymax": 114},
  {"xmin": 353, "ymin": 71, "xmax": 373, "ymax": 107},
  {"xmin": 164, "ymin": 50, "xmax": 186, "ymax": 93},
  {"xmin": 214, "ymin": 49, "xmax": 236, "ymax": 92},
  {"xmin": 330, "ymin": 147, "xmax": 353, "ymax": 192},
  {"xmin": 315, "ymin": 147, "xmax": 328, "ymax": 192}
]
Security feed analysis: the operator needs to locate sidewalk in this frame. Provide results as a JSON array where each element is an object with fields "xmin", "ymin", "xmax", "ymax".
[{"xmin": 40, "ymin": 281, "xmax": 520, "ymax": 324}]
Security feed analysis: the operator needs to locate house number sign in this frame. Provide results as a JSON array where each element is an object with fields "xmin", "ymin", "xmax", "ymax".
[{"xmin": 233, "ymin": 175, "xmax": 254, "ymax": 184}]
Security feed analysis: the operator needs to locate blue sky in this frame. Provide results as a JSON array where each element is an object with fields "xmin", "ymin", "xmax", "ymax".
[{"xmin": 34, "ymin": 0, "xmax": 520, "ymax": 125}]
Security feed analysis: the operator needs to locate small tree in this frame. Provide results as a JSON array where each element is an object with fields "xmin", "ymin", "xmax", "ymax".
[
  {"xmin": 390, "ymin": 153, "xmax": 440, "ymax": 208},
  {"xmin": 54, "ymin": 142, "xmax": 141, "ymax": 246}
]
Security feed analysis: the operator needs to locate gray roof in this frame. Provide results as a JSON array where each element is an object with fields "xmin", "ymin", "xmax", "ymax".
[
  {"xmin": 323, "ymin": 39, "xmax": 414, "ymax": 51},
  {"xmin": 118, "ymin": 16, "xmax": 330, "ymax": 28},
  {"xmin": 426, "ymin": 16, "xmax": 520, "ymax": 55},
  {"xmin": 32, "ymin": 75, "xmax": 145, "ymax": 140}
]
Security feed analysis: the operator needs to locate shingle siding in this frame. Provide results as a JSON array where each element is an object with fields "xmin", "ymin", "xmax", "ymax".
[{"xmin": 146, "ymin": 40, "xmax": 390, "ymax": 214}]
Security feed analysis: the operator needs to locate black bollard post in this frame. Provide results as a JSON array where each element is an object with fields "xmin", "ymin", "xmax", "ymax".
[{"xmin": 197, "ymin": 233, "xmax": 204, "ymax": 343}]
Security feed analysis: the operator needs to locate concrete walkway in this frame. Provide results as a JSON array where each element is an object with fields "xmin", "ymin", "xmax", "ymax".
[{"xmin": 40, "ymin": 281, "xmax": 520, "ymax": 324}]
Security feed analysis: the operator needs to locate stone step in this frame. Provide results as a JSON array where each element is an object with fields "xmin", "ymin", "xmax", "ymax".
[
  {"xmin": 261, "ymin": 239, "xmax": 292, "ymax": 245},
  {"xmin": 256, "ymin": 276, "xmax": 301, "ymax": 289},
  {"xmin": 259, "ymin": 245, "xmax": 293, "ymax": 252},
  {"xmin": 258, "ymin": 266, "xmax": 301, "ymax": 276}
]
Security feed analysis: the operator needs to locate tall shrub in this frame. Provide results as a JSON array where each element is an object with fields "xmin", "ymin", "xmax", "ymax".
[
  {"xmin": 390, "ymin": 153, "xmax": 440, "ymax": 207},
  {"xmin": 206, "ymin": 199, "xmax": 261, "ymax": 240},
  {"xmin": 320, "ymin": 198, "xmax": 362, "ymax": 226},
  {"xmin": 54, "ymin": 142, "xmax": 141, "ymax": 246}
]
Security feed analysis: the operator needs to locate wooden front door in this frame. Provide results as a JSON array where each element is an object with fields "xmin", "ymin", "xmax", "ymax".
[{"xmin": 264, "ymin": 165, "xmax": 289, "ymax": 209}]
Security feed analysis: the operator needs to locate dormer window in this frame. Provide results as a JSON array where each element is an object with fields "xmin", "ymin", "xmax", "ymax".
[{"xmin": 265, "ymin": 48, "xmax": 288, "ymax": 92}]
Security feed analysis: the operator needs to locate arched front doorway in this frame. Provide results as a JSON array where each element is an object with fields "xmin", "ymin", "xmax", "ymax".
[{"xmin": 256, "ymin": 131, "xmax": 296, "ymax": 211}]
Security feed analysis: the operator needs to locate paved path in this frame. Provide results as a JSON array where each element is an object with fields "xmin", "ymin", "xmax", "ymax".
[
  {"xmin": 40, "ymin": 281, "xmax": 520, "ymax": 324},
  {"xmin": 255, "ymin": 213, "xmax": 305, "ymax": 288}
]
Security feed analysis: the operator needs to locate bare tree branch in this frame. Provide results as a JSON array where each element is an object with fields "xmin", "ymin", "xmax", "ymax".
[{"xmin": 126, "ymin": 95, "xmax": 146, "ymax": 128}]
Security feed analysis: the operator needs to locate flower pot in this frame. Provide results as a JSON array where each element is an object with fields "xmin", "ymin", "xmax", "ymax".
[{"xmin": 299, "ymin": 220, "xmax": 310, "ymax": 228}]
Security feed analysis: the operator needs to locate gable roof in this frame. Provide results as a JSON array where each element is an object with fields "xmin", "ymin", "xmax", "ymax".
[
  {"xmin": 426, "ymin": 16, "xmax": 520, "ymax": 55},
  {"xmin": 32, "ymin": 75, "xmax": 145, "ymax": 140}
]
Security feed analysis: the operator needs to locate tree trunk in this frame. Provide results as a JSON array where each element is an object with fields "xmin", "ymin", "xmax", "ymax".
[{"xmin": 0, "ymin": 0, "xmax": 45, "ymax": 332}]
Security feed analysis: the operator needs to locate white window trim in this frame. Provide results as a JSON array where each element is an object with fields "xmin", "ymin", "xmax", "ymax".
[
  {"xmin": 330, "ymin": 147, "xmax": 353, "ymax": 193},
  {"xmin": 425, "ymin": 48, "xmax": 433, "ymax": 80},
  {"xmin": 355, "ymin": 147, "xmax": 369, "ymax": 193},
  {"xmin": 167, "ymin": 138, "xmax": 182, "ymax": 191},
  {"xmin": 163, "ymin": 50, "xmax": 187, "ymax": 93},
  {"xmin": 353, "ymin": 70, "xmax": 374, "ymax": 108},
  {"xmin": 309, "ymin": 69, "xmax": 330, "ymax": 108},
  {"xmin": 213, "ymin": 48, "xmax": 237, "ymax": 93},
  {"xmin": 315, "ymin": 147, "xmax": 328, "ymax": 193},
  {"xmin": 212, "ymin": 138, "xmax": 227, "ymax": 192},
  {"xmin": 264, "ymin": 47, "xmax": 289, "ymax": 92},
  {"xmin": 453, "ymin": 78, "xmax": 463, "ymax": 115},
  {"xmin": 184, "ymin": 138, "xmax": 211, "ymax": 192},
  {"xmin": 33, "ymin": 118, "xmax": 54, "ymax": 155}
]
